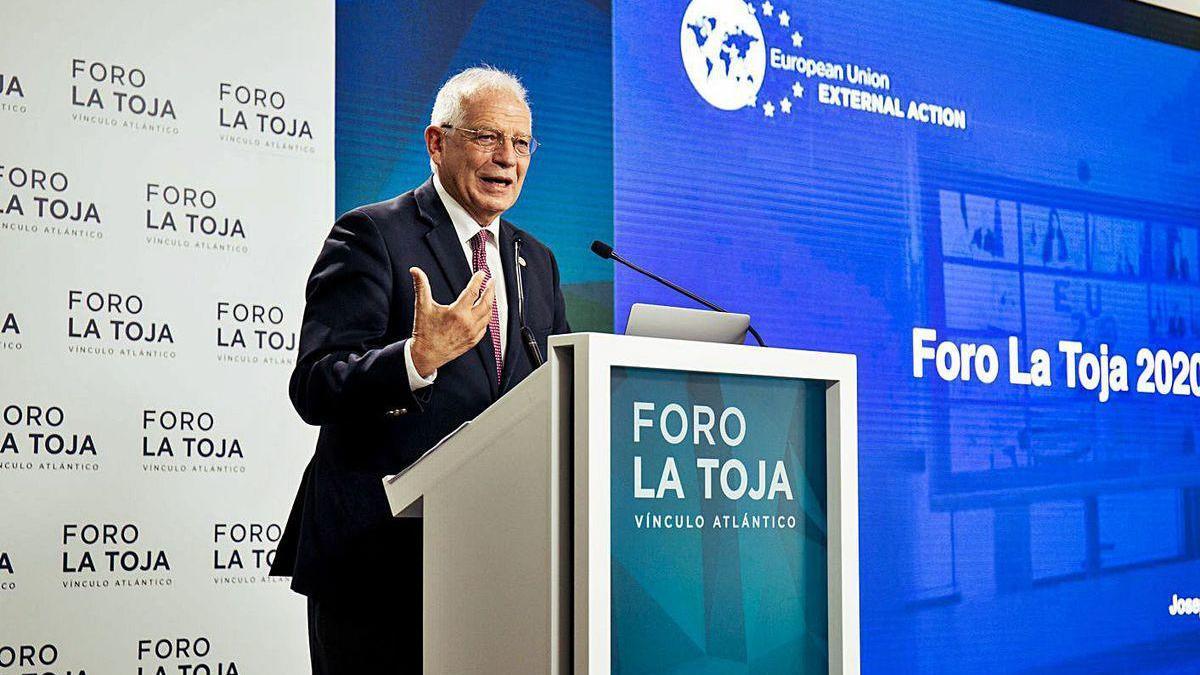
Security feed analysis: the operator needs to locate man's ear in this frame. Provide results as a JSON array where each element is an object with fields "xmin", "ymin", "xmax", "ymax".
[{"xmin": 424, "ymin": 125, "xmax": 443, "ymax": 166}]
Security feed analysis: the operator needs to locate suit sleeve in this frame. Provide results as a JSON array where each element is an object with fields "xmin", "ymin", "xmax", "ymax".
[
  {"xmin": 289, "ymin": 209, "xmax": 422, "ymax": 425},
  {"xmin": 549, "ymin": 248, "xmax": 571, "ymax": 335}
]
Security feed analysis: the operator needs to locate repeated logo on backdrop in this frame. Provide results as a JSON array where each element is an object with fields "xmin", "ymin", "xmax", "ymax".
[
  {"xmin": 211, "ymin": 521, "xmax": 286, "ymax": 586},
  {"xmin": 0, "ymin": 404, "xmax": 102, "ymax": 474},
  {"xmin": 214, "ymin": 301, "xmax": 297, "ymax": 366},
  {"xmin": 217, "ymin": 82, "xmax": 316, "ymax": 154},
  {"xmin": 0, "ymin": 163, "xmax": 103, "ymax": 241},
  {"xmin": 70, "ymin": 58, "xmax": 179, "ymax": 135},
  {"xmin": 66, "ymin": 290, "xmax": 178, "ymax": 360},
  {"xmin": 1, "ymin": 2, "xmax": 327, "ymax": 670},
  {"xmin": 141, "ymin": 409, "xmax": 245, "ymax": 475},
  {"xmin": 60, "ymin": 522, "xmax": 173, "ymax": 589},
  {"xmin": 144, "ymin": 183, "xmax": 249, "ymax": 254}
]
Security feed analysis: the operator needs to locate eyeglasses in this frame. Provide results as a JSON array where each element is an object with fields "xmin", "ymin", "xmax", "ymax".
[{"xmin": 440, "ymin": 125, "xmax": 539, "ymax": 157}]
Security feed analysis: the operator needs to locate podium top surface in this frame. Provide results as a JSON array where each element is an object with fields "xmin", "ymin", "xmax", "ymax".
[{"xmin": 548, "ymin": 331, "xmax": 857, "ymax": 382}]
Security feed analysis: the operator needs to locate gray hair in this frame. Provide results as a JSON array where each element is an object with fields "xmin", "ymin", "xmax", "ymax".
[{"xmin": 430, "ymin": 66, "xmax": 529, "ymax": 128}]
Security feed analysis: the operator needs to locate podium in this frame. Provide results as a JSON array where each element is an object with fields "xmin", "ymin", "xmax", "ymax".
[{"xmin": 383, "ymin": 333, "xmax": 859, "ymax": 674}]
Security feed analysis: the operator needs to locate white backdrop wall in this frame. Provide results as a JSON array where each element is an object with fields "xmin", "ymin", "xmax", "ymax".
[{"xmin": 0, "ymin": 1, "xmax": 332, "ymax": 672}]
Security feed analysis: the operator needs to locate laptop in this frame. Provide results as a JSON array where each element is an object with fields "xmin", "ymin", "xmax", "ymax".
[{"xmin": 624, "ymin": 303, "xmax": 750, "ymax": 345}]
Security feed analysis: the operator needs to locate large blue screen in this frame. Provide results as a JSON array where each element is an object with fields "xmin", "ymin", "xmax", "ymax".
[{"xmin": 614, "ymin": 0, "xmax": 1200, "ymax": 671}]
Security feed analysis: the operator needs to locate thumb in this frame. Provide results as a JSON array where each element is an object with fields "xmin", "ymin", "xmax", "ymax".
[{"xmin": 409, "ymin": 267, "xmax": 433, "ymax": 308}]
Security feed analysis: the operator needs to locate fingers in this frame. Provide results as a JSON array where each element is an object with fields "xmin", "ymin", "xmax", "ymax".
[
  {"xmin": 471, "ymin": 311, "xmax": 492, "ymax": 345},
  {"xmin": 458, "ymin": 283, "xmax": 493, "ymax": 342},
  {"xmin": 454, "ymin": 270, "xmax": 487, "ymax": 307},
  {"xmin": 464, "ymin": 282, "xmax": 496, "ymax": 345},
  {"xmin": 473, "ymin": 278, "xmax": 497, "ymax": 314},
  {"xmin": 409, "ymin": 267, "xmax": 433, "ymax": 308}
]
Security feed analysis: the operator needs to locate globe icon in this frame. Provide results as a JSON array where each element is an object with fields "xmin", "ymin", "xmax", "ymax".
[{"xmin": 680, "ymin": 0, "xmax": 767, "ymax": 111}]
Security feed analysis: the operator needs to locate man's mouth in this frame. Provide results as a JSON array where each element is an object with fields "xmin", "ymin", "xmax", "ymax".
[{"xmin": 480, "ymin": 176, "xmax": 513, "ymax": 187}]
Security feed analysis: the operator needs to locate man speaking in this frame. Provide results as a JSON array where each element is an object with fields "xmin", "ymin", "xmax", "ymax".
[{"xmin": 271, "ymin": 66, "xmax": 570, "ymax": 673}]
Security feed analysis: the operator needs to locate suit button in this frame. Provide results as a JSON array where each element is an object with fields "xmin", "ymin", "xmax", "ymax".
[{"xmin": 385, "ymin": 408, "xmax": 407, "ymax": 417}]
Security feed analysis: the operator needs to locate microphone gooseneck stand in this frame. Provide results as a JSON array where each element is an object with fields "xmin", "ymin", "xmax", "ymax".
[{"xmin": 589, "ymin": 240, "xmax": 766, "ymax": 347}]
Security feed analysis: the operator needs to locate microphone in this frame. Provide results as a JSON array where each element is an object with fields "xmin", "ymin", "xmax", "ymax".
[
  {"xmin": 590, "ymin": 240, "xmax": 766, "ymax": 346},
  {"xmin": 514, "ymin": 236, "xmax": 545, "ymax": 367}
]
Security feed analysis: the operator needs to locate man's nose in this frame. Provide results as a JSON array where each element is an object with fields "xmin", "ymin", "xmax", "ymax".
[{"xmin": 491, "ymin": 137, "xmax": 518, "ymax": 167}]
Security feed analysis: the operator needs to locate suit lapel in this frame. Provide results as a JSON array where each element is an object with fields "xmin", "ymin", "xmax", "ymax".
[
  {"xmin": 498, "ymin": 221, "xmax": 524, "ymax": 392},
  {"xmin": 414, "ymin": 179, "xmax": 499, "ymax": 398}
]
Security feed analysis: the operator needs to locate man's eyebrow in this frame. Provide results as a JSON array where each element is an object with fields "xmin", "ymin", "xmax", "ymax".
[
  {"xmin": 463, "ymin": 123, "xmax": 533, "ymax": 136},
  {"xmin": 465, "ymin": 120, "xmax": 528, "ymax": 129}
]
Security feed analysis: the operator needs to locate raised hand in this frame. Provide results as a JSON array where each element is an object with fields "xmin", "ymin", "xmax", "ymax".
[{"xmin": 408, "ymin": 267, "xmax": 496, "ymax": 377}]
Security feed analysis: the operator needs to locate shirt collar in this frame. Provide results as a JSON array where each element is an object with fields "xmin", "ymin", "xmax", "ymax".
[{"xmin": 432, "ymin": 173, "xmax": 500, "ymax": 246}]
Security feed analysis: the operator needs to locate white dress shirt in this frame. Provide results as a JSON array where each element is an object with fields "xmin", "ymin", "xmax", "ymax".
[{"xmin": 403, "ymin": 173, "xmax": 509, "ymax": 391}]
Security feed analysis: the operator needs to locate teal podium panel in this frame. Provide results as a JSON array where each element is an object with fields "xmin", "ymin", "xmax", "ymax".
[{"xmin": 610, "ymin": 367, "xmax": 829, "ymax": 674}]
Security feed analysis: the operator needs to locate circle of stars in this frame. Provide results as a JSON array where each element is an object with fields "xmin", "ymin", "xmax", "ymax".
[
  {"xmin": 756, "ymin": 1, "xmax": 791, "ymax": 27},
  {"xmin": 745, "ymin": 1, "xmax": 809, "ymax": 119},
  {"xmin": 766, "ymin": 80, "xmax": 804, "ymax": 117}
]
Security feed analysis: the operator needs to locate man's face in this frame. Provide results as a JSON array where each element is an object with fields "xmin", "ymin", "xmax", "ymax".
[{"xmin": 427, "ymin": 89, "xmax": 532, "ymax": 225}]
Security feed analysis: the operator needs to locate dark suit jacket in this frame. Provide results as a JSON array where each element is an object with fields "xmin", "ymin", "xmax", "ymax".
[{"xmin": 271, "ymin": 179, "xmax": 570, "ymax": 601}]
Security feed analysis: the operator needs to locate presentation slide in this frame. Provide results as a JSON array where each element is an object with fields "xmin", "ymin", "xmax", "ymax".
[{"xmin": 614, "ymin": 0, "xmax": 1200, "ymax": 671}]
